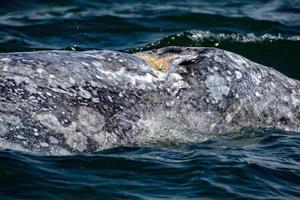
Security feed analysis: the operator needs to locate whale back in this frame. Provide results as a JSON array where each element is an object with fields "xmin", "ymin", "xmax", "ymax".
[{"xmin": 0, "ymin": 47, "xmax": 299, "ymax": 155}]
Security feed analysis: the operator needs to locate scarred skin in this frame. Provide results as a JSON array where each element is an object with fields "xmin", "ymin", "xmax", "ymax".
[{"xmin": 0, "ymin": 47, "xmax": 299, "ymax": 155}]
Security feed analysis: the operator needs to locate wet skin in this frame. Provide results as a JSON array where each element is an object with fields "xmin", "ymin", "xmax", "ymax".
[{"xmin": 0, "ymin": 47, "xmax": 299, "ymax": 155}]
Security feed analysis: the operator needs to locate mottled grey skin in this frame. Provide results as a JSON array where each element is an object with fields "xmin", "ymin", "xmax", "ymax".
[{"xmin": 0, "ymin": 47, "xmax": 299, "ymax": 155}]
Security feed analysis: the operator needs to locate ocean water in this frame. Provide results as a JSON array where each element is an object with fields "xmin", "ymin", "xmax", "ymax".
[{"xmin": 0, "ymin": 0, "xmax": 300, "ymax": 199}]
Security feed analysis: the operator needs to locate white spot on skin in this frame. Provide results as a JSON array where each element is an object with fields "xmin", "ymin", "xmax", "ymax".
[
  {"xmin": 37, "ymin": 68, "xmax": 44, "ymax": 74},
  {"xmin": 270, "ymin": 82, "xmax": 276, "ymax": 88},
  {"xmin": 225, "ymin": 76, "xmax": 232, "ymax": 82},
  {"xmin": 251, "ymin": 74, "xmax": 261, "ymax": 85},
  {"xmin": 90, "ymin": 81, "xmax": 97, "ymax": 88},
  {"xmin": 6, "ymin": 75, "xmax": 31, "ymax": 85},
  {"xmin": 167, "ymin": 73, "xmax": 183, "ymax": 82},
  {"xmin": 36, "ymin": 113, "xmax": 61, "ymax": 128},
  {"xmin": 92, "ymin": 98, "xmax": 100, "ymax": 103},
  {"xmin": 107, "ymin": 96, "xmax": 113, "ymax": 102},
  {"xmin": 36, "ymin": 113, "xmax": 88, "ymax": 151},
  {"xmin": 225, "ymin": 114, "xmax": 233, "ymax": 123},
  {"xmin": 81, "ymin": 61, "xmax": 90, "ymax": 67},
  {"xmin": 49, "ymin": 74, "xmax": 55, "ymax": 79},
  {"xmin": 291, "ymin": 94, "xmax": 300, "ymax": 107},
  {"xmin": 0, "ymin": 114, "xmax": 22, "ymax": 127},
  {"xmin": 0, "ymin": 58, "xmax": 11, "ymax": 62},
  {"xmin": 65, "ymin": 131, "xmax": 88, "ymax": 152},
  {"xmin": 282, "ymin": 95, "xmax": 290, "ymax": 102},
  {"xmin": 2, "ymin": 65, "xmax": 8, "ymax": 71},
  {"xmin": 92, "ymin": 59, "xmax": 166, "ymax": 90},
  {"xmin": 69, "ymin": 77, "xmax": 76, "ymax": 85},
  {"xmin": 235, "ymin": 71, "xmax": 243, "ymax": 79},
  {"xmin": 40, "ymin": 142, "xmax": 49, "ymax": 147},
  {"xmin": 77, "ymin": 106, "xmax": 105, "ymax": 133},
  {"xmin": 36, "ymin": 108, "xmax": 105, "ymax": 151},
  {"xmin": 78, "ymin": 87, "xmax": 92, "ymax": 99},
  {"xmin": 92, "ymin": 61, "xmax": 103, "ymax": 68},
  {"xmin": 16, "ymin": 135, "xmax": 25, "ymax": 139},
  {"xmin": 49, "ymin": 136, "xmax": 59, "ymax": 144},
  {"xmin": 25, "ymin": 84, "xmax": 38, "ymax": 94},
  {"xmin": 204, "ymin": 74, "xmax": 230, "ymax": 104}
]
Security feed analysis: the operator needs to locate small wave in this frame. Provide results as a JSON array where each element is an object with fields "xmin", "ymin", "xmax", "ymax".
[
  {"xmin": 188, "ymin": 31, "xmax": 300, "ymax": 42},
  {"xmin": 128, "ymin": 31, "xmax": 300, "ymax": 52}
]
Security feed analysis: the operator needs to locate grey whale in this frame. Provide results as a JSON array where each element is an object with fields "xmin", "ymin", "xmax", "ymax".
[{"xmin": 0, "ymin": 47, "xmax": 299, "ymax": 155}]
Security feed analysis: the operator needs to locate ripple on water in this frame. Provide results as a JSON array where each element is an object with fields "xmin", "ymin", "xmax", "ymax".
[{"xmin": 0, "ymin": 129, "xmax": 299, "ymax": 199}]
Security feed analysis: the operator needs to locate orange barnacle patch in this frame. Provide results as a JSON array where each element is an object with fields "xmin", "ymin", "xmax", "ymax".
[{"xmin": 137, "ymin": 53, "xmax": 175, "ymax": 72}]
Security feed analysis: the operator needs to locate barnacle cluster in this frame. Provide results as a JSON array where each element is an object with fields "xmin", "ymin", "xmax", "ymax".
[{"xmin": 137, "ymin": 53, "xmax": 175, "ymax": 72}]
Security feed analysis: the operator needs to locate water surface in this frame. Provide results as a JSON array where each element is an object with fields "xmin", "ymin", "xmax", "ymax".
[{"xmin": 0, "ymin": 0, "xmax": 300, "ymax": 199}]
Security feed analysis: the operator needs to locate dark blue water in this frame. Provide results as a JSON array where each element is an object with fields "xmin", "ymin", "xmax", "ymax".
[{"xmin": 0, "ymin": 0, "xmax": 300, "ymax": 199}]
